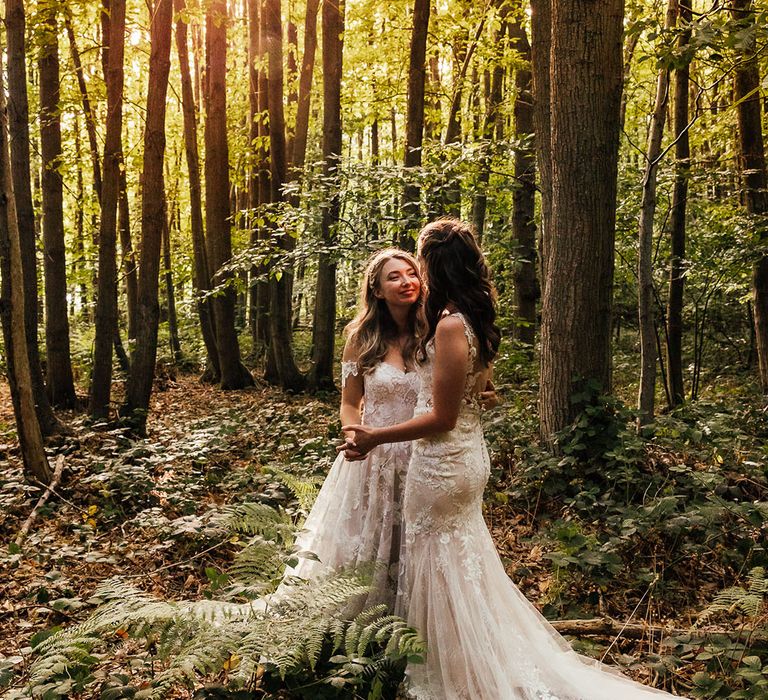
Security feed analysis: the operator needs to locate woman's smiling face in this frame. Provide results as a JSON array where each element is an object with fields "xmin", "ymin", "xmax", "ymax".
[{"xmin": 376, "ymin": 257, "xmax": 421, "ymax": 308}]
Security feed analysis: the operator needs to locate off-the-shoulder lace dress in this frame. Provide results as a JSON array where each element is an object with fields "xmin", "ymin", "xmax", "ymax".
[
  {"xmin": 285, "ymin": 359, "xmax": 420, "ymax": 611},
  {"xmin": 397, "ymin": 312, "xmax": 686, "ymax": 700}
]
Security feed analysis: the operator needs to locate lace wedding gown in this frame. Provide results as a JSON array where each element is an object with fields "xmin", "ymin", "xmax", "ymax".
[
  {"xmin": 397, "ymin": 313, "xmax": 686, "ymax": 699},
  {"xmin": 285, "ymin": 360, "xmax": 420, "ymax": 611}
]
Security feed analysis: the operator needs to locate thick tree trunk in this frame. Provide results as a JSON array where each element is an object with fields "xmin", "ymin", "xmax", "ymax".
[
  {"xmin": 307, "ymin": 0, "xmax": 344, "ymax": 392},
  {"xmin": 89, "ymin": 0, "xmax": 126, "ymax": 419},
  {"xmin": 122, "ymin": 0, "xmax": 174, "ymax": 433},
  {"xmin": 509, "ymin": 12, "xmax": 537, "ymax": 351},
  {"xmin": 205, "ymin": 0, "xmax": 255, "ymax": 390},
  {"xmin": 538, "ymin": 0, "xmax": 624, "ymax": 443},
  {"xmin": 174, "ymin": 0, "xmax": 220, "ymax": 382},
  {"xmin": 731, "ymin": 0, "xmax": 768, "ymax": 393},
  {"xmin": 666, "ymin": 0, "xmax": 691, "ymax": 408},
  {"xmin": 7, "ymin": 0, "xmax": 61, "ymax": 435},
  {"xmin": 401, "ymin": 0, "xmax": 431, "ymax": 251},
  {"xmin": 0, "ymin": 57, "xmax": 52, "ymax": 484},
  {"xmin": 264, "ymin": 0, "xmax": 305, "ymax": 391},
  {"xmin": 39, "ymin": 4, "xmax": 77, "ymax": 409},
  {"xmin": 637, "ymin": 0, "xmax": 676, "ymax": 425}
]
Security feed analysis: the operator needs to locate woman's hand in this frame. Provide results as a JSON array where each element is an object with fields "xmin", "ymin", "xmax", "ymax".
[
  {"xmin": 337, "ymin": 424, "xmax": 380, "ymax": 461},
  {"xmin": 479, "ymin": 379, "xmax": 499, "ymax": 410}
]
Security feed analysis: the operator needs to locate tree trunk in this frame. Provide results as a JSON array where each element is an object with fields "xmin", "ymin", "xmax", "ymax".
[
  {"xmin": 285, "ymin": 18, "xmax": 299, "ymax": 170},
  {"xmin": 122, "ymin": 0, "xmax": 174, "ymax": 433},
  {"xmin": 731, "ymin": 0, "xmax": 768, "ymax": 393},
  {"xmin": 530, "ymin": 0, "xmax": 552, "ymax": 292},
  {"xmin": 666, "ymin": 0, "xmax": 691, "ymax": 408},
  {"xmin": 119, "ymin": 167, "xmax": 138, "ymax": 340},
  {"xmin": 39, "ymin": 3, "xmax": 77, "ymax": 409},
  {"xmin": 205, "ymin": 0, "xmax": 255, "ymax": 390},
  {"xmin": 163, "ymin": 203, "xmax": 182, "ymax": 361},
  {"xmin": 637, "ymin": 0, "xmax": 676, "ymax": 425},
  {"xmin": 6, "ymin": 0, "xmax": 61, "ymax": 435},
  {"xmin": 509, "ymin": 12, "xmax": 537, "ymax": 351},
  {"xmin": 265, "ymin": 0, "xmax": 305, "ymax": 391},
  {"xmin": 174, "ymin": 0, "xmax": 220, "ymax": 382},
  {"xmin": 89, "ymin": 0, "xmax": 126, "ymax": 420},
  {"xmin": 292, "ymin": 0, "xmax": 320, "ymax": 169},
  {"xmin": 401, "ymin": 0, "xmax": 431, "ymax": 251},
  {"xmin": 307, "ymin": 0, "xmax": 344, "ymax": 392},
  {"xmin": 0, "ymin": 54, "xmax": 52, "ymax": 484},
  {"xmin": 538, "ymin": 0, "xmax": 624, "ymax": 443}
]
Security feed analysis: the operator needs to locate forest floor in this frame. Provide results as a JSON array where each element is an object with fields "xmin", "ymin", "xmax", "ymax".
[{"xmin": 0, "ymin": 371, "xmax": 766, "ymax": 698}]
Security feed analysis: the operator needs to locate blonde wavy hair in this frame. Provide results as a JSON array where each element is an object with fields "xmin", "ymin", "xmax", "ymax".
[{"xmin": 345, "ymin": 248, "xmax": 426, "ymax": 374}]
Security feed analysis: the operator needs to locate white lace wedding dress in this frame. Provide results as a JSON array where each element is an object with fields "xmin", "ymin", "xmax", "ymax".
[
  {"xmin": 397, "ymin": 313, "xmax": 686, "ymax": 699},
  {"xmin": 285, "ymin": 360, "xmax": 420, "ymax": 611}
]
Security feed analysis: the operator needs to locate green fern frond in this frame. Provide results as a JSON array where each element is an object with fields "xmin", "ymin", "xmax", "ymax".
[
  {"xmin": 266, "ymin": 466, "xmax": 323, "ymax": 513},
  {"xmin": 697, "ymin": 567, "xmax": 768, "ymax": 625}
]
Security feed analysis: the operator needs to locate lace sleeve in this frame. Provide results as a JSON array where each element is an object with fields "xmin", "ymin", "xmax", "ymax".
[{"xmin": 341, "ymin": 361, "xmax": 360, "ymax": 389}]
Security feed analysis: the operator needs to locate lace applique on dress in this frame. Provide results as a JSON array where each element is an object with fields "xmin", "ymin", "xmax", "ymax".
[{"xmin": 340, "ymin": 361, "xmax": 359, "ymax": 389}]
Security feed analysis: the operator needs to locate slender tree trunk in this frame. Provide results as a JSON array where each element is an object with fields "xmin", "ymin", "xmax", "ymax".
[
  {"xmin": 292, "ymin": 0, "xmax": 320, "ymax": 169},
  {"xmin": 205, "ymin": 0, "xmax": 255, "ymax": 390},
  {"xmin": 509, "ymin": 10, "xmax": 537, "ymax": 351},
  {"xmin": 73, "ymin": 121, "xmax": 88, "ymax": 317},
  {"xmin": 89, "ymin": 0, "xmax": 126, "ymax": 419},
  {"xmin": 637, "ymin": 0, "xmax": 676, "ymax": 425},
  {"xmin": 0, "ymin": 55, "xmax": 51, "ymax": 484},
  {"xmin": 39, "ymin": 3, "xmax": 77, "ymax": 408},
  {"xmin": 264, "ymin": 0, "xmax": 305, "ymax": 391},
  {"xmin": 666, "ymin": 0, "xmax": 691, "ymax": 407},
  {"xmin": 308, "ymin": 0, "xmax": 344, "ymax": 392},
  {"xmin": 285, "ymin": 18, "xmax": 299, "ymax": 170},
  {"xmin": 122, "ymin": 0, "xmax": 174, "ymax": 432},
  {"xmin": 163, "ymin": 204, "xmax": 182, "ymax": 361},
  {"xmin": 174, "ymin": 0, "xmax": 220, "ymax": 381},
  {"xmin": 732, "ymin": 0, "xmax": 768, "ymax": 393},
  {"xmin": 401, "ymin": 0, "xmax": 431, "ymax": 251},
  {"xmin": 7, "ymin": 0, "xmax": 61, "ymax": 434},
  {"xmin": 538, "ymin": 0, "xmax": 624, "ymax": 443},
  {"xmin": 530, "ymin": 0, "xmax": 552, "ymax": 292},
  {"xmin": 119, "ymin": 168, "xmax": 138, "ymax": 340}
]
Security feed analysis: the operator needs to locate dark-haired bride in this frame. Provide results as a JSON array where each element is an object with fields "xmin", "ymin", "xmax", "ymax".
[{"xmin": 342, "ymin": 219, "xmax": 688, "ymax": 699}]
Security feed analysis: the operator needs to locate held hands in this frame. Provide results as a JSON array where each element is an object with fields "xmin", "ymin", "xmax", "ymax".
[
  {"xmin": 479, "ymin": 379, "xmax": 499, "ymax": 411},
  {"xmin": 337, "ymin": 424, "xmax": 379, "ymax": 461}
]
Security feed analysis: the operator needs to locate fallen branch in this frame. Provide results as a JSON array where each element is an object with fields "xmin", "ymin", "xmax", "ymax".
[
  {"xmin": 14, "ymin": 454, "xmax": 66, "ymax": 547},
  {"xmin": 550, "ymin": 617, "xmax": 767, "ymax": 643}
]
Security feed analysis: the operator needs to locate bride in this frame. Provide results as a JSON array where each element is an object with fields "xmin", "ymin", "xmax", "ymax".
[
  {"xmin": 285, "ymin": 248, "xmax": 423, "ymax": 611},
  {"xmin": 341, "ymin": 219, "xmax": 687, "ymax": 699}
]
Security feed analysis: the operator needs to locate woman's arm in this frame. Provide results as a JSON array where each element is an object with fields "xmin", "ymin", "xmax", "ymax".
[
  {"xmin": 341, "ymin": 316, "xmax": 469, "ymax": 458},
  {"xmin": 339, "ymin": 335, "xmax": 364, "ymax": 432}
]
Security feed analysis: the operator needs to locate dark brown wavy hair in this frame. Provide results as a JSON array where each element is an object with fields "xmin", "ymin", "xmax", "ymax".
[
  {"xmin": 345, "ymin": 248, "xmax": 426, "ymax": 374},
  {"xmin": 417, "ymin": 218, "xmax": 500, "ymax": 366}
]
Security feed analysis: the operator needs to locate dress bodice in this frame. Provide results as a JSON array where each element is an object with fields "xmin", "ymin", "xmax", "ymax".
[{"xmin": 342, "ymin": 360, "xmax": 420, "ymax": 428}]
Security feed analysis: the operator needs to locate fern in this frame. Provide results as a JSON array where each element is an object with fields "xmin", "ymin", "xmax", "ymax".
[
  {"xmin": 266, "ymin": 466, "xmax": 323, "ymax": 514},
  {"xmin": 697, "ymin": 567, "xmax": 768, "ymax": 625}
]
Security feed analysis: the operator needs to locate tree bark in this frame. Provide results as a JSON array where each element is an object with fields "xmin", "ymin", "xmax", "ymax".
[
  {"xmin": 122, "ymin": 0, "xmax": 174, "ymax": 432},
  {"xmin": 174, "ymin": 0, "xmax": 220, "ymax": 382},
  {"xmin": 401, "ymin": 0, "xmax": 431, "ymax": 251},
  {"xmin": 264, "ymin": 0, "xmax": 305, "ymax": 391},
  {"xmin": 539, "ymin": 0, "xmax": 624, "ymax": 443},
  {"xmin": 205, "ymin": 0, "xmax": 255, "ymax": 390},
  {"xmin": 509, "ymin": 10, "xmax": 537, "ymax": 351},
  {"xmin": 163, "ymin": 202, "xmax": 182, "ymax": 361},
  {"xmin": 39, "ymin": 3, "xmax": 77, "ymax": 409},
  {"xmin": 0, "ymin": 54, "xmax": 52, "ymax": 484},
  {"xmin": 119, "ymin": 167, "xmax": 138, "ymax": 340},
  {"xmin": 89, "ymin": 0, "xmax": 126, "ymax": 420},
  {"xmin": 637, "ymin": 0, "xmax": 676, "ymax": 424},
  {"xmin": 307, "ymin": 0, "xmax": 344, "ymax": 392},
  {"xmin": 666, "ymin": 0, "xmax": 691, "ymax": 408},
  {"xmin": 6, "ymin": 0, "xmax": 61, "ymax": 435},
  {"xmin": 731, "ymin": 0, "xmax": 768, "ymax": 393}
]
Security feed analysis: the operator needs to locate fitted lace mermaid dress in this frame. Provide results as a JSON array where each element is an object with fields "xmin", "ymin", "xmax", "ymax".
[
  {"xmin": 286, "ymin": 360, "xmax": 420, "ymax": 611},
  {"xmin": 397, "ymin": 313, "xmax": 686, "ymax": 700}
]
